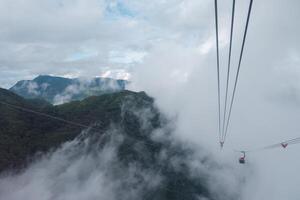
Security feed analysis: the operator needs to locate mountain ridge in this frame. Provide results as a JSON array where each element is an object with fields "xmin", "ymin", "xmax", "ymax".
[
  {"xmin": 9, "ymin": 75, "xmax": 128, "ymax": 104},
  {"xmin": 0, "ymin": 87, "xmax": 154, "ymax": 172},
  {"xmin": 0, "ymin": 87, "xmax": 237, "ymax": 200}
]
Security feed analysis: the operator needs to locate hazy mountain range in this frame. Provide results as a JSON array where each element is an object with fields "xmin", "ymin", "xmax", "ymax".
[
  {"xmin": 0, "ymin": 76, "xmax": 236, "ymax": 200},
  {"xmin": 9, "ymin": 75, "xmax": 127, "ymax": 105}
]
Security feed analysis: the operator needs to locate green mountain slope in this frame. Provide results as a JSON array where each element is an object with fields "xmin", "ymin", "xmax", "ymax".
[
  {"xmin": 0, "ymin": 88, "xmax": 154, "ymax": 172},
  {"xmin": 0, "ymin": 88, "xmax": 232, "ymax": 200}
]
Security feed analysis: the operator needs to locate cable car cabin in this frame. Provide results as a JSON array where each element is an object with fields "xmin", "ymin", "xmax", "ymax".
[
  {"xmin": 239, "ymin": 152, "xmax": 246, "ymax": 164},
  {"xmin": 239, "ymin": 157, "xmax": 245, "ymax": 164}
]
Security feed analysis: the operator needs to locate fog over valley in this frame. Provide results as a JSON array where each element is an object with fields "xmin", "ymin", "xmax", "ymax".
[{"xmin": 0, "ymin": 0, "xmax": 300, "ymax": 200}]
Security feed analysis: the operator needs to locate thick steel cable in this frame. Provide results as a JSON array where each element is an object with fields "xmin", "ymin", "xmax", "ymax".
[
  {"xmin": 223, "ymin": 0, "xmax": 254, "ymax": 143},
  {"xmin": 214, "ymin": 0, "xmax": 222, "ymax": 143},
  {"xmin": 221, "ymin": 0, "xmax": 236, "ymax": 143}
]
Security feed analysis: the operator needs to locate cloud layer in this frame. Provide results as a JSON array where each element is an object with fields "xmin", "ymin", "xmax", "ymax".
[
  {"xmin": 0, "ymin": 97, "xmax": 241, "ymax": 200},
  {"xmin": 0, "ymin": 0, "xmax": 300, "ymax": 199}
]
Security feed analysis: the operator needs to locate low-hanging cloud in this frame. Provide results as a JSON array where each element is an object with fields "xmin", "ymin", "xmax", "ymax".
[
  {"xmin": 129, "ymin": 0, "xmax": 300, "ymax": 199},
  {"xmin": 53, "ymin": 77, "xmax": 125, "ymax": 105},
  {"xmin": 0, "ymin": 96, "xmax": 243, "ymax": 200},
  {"xmin": 1, "ymin": 0, "xmax": 300, "ymax": 199}
]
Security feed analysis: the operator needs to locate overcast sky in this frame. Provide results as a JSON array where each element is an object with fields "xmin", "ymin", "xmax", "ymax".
[
  {"xmin": 0, "ymin": 0, "xmax": 300, "ymax": 199},
  {"xmin": 0, "ymin": 0, "xmax": 212, "ymax": 88}
]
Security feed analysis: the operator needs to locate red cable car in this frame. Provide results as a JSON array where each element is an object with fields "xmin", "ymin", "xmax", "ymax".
[{"xmin": 239, "ymin": 151, "xmax": 246, "ymax": 164}]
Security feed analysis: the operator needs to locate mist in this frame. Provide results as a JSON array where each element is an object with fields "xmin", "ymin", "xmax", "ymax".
[
  {"xmin": 129, "ymin": 1, "xmax": 300, "ymax": 199},
  {"xmin": 0, "ymin": 98, "xmax": 242, "ymax": 200},
  {"xmin": 0, "ymin": 0, "xmax": 300, "ymax": 199}
]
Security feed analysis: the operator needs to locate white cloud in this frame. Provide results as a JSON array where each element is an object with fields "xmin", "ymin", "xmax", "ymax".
[
  {"xmin": 100, "ymin": 69, "xmax": 131, "ymax": 80},
  {"xmin": 1, "ymin": 0, "xmax": 300, "ymax": 199},
  {"xmin": 0, "ymin": 102, "xmax": 240, "ymax": 200},
  {"xmin": 108, "ymin": 50, "xmax": 147, "ymax": 64}
]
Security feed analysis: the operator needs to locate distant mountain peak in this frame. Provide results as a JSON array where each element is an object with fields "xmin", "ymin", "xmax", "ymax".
[{"xmin": 10, "ymin": 75, "xmax": 128, "ymax": 104}]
